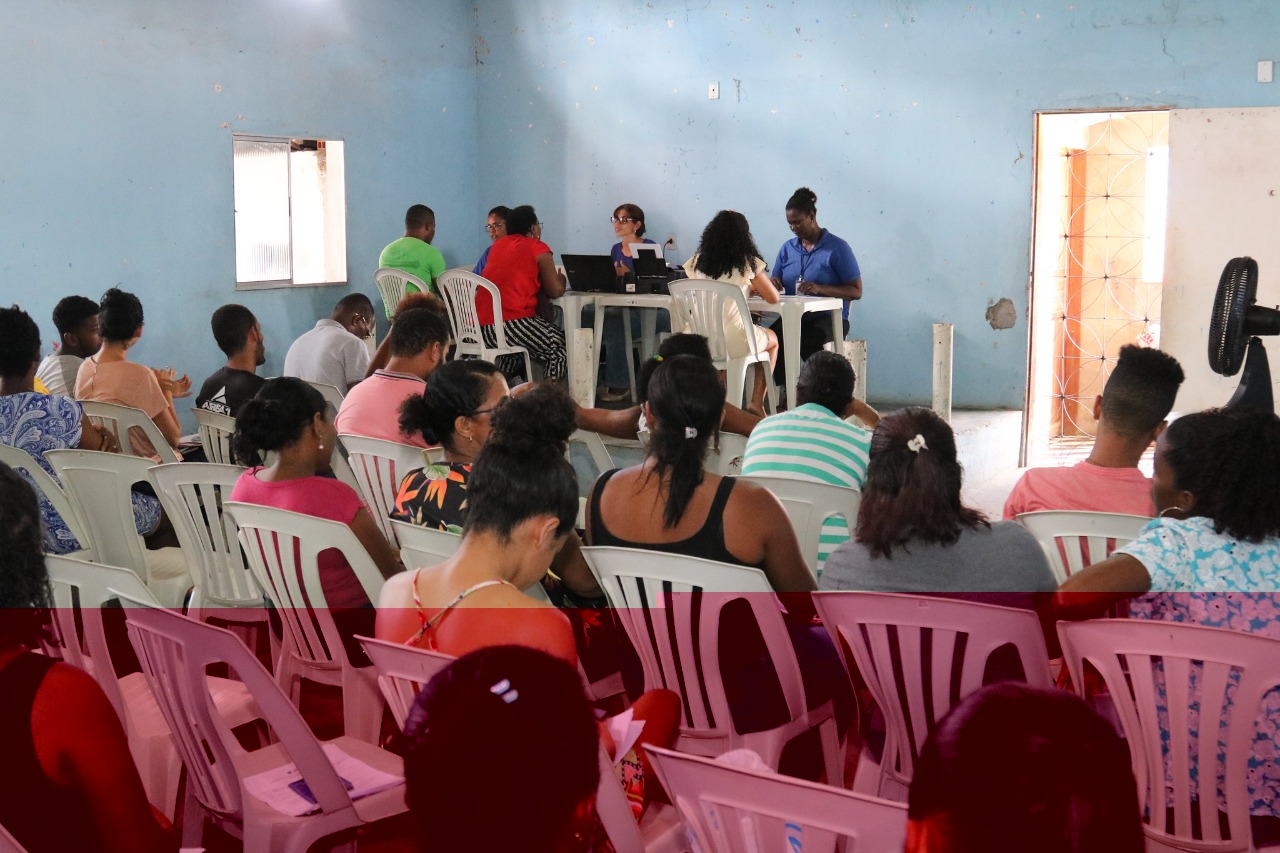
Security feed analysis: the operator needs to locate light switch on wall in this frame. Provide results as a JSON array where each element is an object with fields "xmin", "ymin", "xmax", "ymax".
[
  {"xmin": 1260, "ymin": 60, "xmax": 1274, "ymax": 83},
  {"xmin": 708, "ymin": 82, "xmax": 720, "ymax": 100}
]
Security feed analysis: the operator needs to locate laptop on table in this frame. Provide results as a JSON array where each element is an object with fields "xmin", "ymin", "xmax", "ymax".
[{"xmin": 562, "ymin": 254, "xmax": 620, "ymax": 293}]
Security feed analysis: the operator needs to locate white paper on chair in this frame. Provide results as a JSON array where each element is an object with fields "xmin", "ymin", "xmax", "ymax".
[
  {"xmin": 604, "ymin": 707, "xmax": 646, "ymax": 765},
  {"xmin": 244, "ymin": 743, "xmax": 404, "ymax": 816}
]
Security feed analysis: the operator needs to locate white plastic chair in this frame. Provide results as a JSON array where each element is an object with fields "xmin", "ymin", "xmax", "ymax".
[
  {"xmin": 1017, "ymin": 510, "xmax": 1153, "ymax": 584},
  {"xmin": 584, "ymin": 546, "xmax": 842, "ymax": 778},
  {"xmin": 44, "ymin": 555, "xmax": 263, "ymax": 820},
  {"xmin": 390, "ymin": 517, "xmax": 462, "ymax": 567},
  {"xmin": 569, "ymin": 429, "xmax": 615, "ymax": 475},
  {"xmin": 148, "ymin": 462, "xmax": 267, "ymax": 622},
  {"xmin": 80, "ymin": 399, "xmax": 182, "ymax": 462},
  {"xmin": 437, "ymin": 269, "xmax": 534, "ymax": 380},
  {"xmin": 0, "ymin": 443, "xmax": 93, "ymax": 558},
  {"xmin": 668, "ymin": 279, "xmax": 777, "ymax": 412},
  {"xmin": 44, "ymin": 448, "xmax": 192, "ymax": 608},
  {"xmin": 646, "ymin": 744, "xmax": 908, "ymax": 853},
  {"xmin": 119, "ymin": 597, "xmax": 408, "ymax": 852},
  {"xmin": 0, "ymin": 821, "xmax": 29, "ymax": 853},
  {"xmin": 227, "ymin": 502, "xmax": 387, "ymax": 743},
  {"xmin": 812, "ymin": 591, "xmax": 1053, "ymax": 802},
  {"xmin": 374, "ymin": 267, "xmax": 428, "ymax": 319},
  {"xmin": 193, "ymin": 408, "xmax": 239, "ymax": 465},
  {"xmin": 740, "ymin": 474, "xmax": 860, "ymax": 577},
  {"xmin": 704, "ymin": 430, "xmax": 748, "ymax": 476},
  {"xmin": 339, "ymin": 433, "xmax": 432, "ymax": 545},
  {"xmin": 1059, "ymin": 619, "xmax": 1280, "ymax": 853}
]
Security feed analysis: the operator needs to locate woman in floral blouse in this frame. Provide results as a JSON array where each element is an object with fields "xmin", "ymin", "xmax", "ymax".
[{"xmin": 1058, "ymin": 408, "xmax": 1280, "ymax": 835}]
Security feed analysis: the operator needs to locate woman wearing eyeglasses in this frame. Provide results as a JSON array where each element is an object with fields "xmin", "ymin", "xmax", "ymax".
[
  {"xmin": 610, "ymin": 203, "xmax": 658, "ymax": 277},
  {"xmin": 593, "ymin": 203, "xmax": 670, "ymax": 403},
  {"xmin": 471, "ymin": 205, "xmax": 510, "ymax": 275}
]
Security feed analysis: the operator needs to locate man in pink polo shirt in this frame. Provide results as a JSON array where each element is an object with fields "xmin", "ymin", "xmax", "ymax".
[
  {"xmin": 335, "ymin": 308, "xmax": 450, "ymax": 448},
  {"xmin": 1005, "ymin": 344, "xmax": 1185, "ymax": 519}
]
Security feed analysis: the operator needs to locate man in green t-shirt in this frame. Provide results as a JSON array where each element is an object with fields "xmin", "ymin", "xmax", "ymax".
[{"xmin": 378, "ymin": 204, "xmax": 446, "ymax": 295}]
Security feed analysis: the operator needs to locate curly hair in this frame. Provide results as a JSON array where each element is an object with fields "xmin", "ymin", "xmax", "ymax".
[
  {"xmin": 855, "ymin": 406, "xmax": 988, "ymax": 558},
  {"xmin": 692, "ymin": 210, "xmax": 764, "ymax": 280},
  {"xmin": 0, "ymin": 462, "xmax": 52, "ymax": 648},
  {"xmin": 232, "ymin": 377, "xmax": 327, "ymax": 464},
  {"xmin": 1101, "ymin": 345, "xmax": 1185, "ymax": 437},
  {"xmin": 1163, "ymin": 408, "xmax": 1280, "ymax": 543},
  {"xmin": 0, "ymin": 305, "xmax": 41, "ymax": 380},
  {"xmin": 505, "ymin": 205, "xmax": 539, "ymax": 238},
  {"xmin": 785, "ymin": 186, "xmax": 818, "ymax": 217},
  {"xmin": 98, "ymin": 287, "xmax": 144, "ymax": 342}
]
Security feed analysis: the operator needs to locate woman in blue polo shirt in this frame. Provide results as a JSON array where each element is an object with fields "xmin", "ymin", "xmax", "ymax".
[{"xmin": 770, "ymin": 186, "xmax": 862, "ymax": 365}]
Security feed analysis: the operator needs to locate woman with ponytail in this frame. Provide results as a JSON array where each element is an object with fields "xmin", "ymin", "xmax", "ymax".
[
  {"xmin": 820, "ymin": 406, "xmax": 1054, "ymax": 609},
  {"xmin": 586, "ymin": 354, "xmax": 811, "ymax": 593},
  {"xmin": 230, "ymin": 378, "xmax": 403, "ymax": 654}
]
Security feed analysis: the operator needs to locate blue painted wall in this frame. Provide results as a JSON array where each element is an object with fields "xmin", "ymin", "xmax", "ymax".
[
  {"xmin": 0, "ymin": 0, "xmax": 479, "ymax": 427},
  {"xmin": 4, "ymin": 1, "xmax": 1279, "ymax": 414},
  {"xmin": 472, "ymin": 0, "xmax": 1280, "ymax": 407}
]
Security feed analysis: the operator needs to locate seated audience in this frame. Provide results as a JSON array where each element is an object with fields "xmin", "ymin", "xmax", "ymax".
[
  {"xmin": 379, "ymin": 203, "xmax": 445, "ymax": 300},
  {"xmin": 906, "ymin": 683, "xmax": 1143, "ymax": 853},
  {"xmin": 1004, "ymin": 344, "xmax": 1184, "ymax": 519},
  {"xmin": 232, "ymin": 377, "xmax": 403, "ymax": 656},
  {"xmin": 683, "ymin": 210, "xmax": 780, "ymax": 415},
  {"xmin": 378, "ymin": 390, "xmax": 675, "ymax": 828},
  {"xmin": 365, "ymin": 292, "xmax": 446, "ymax": 377},
  {"xmin": 403, "ymin": 646, "xmax": 600, "ymax": 853},
  {"xmin": 391, "ymin": 376, "xmax": 602, "ymax": 606},
  {"xmin": 0, "ymin": 306, "xmax": 163, "ymax": 554},
  {"xmin": 335, "ymin": 308, "xmax": 450, "ymax": 448},
  {"xmin": 282, "ymin": 293, "xmax": 374, "ymax": 392},
  {"xmin": 0, "ymin": 462, "xmax": 177, "ymax": 853},
  {"xmin": 35, "ymin": 295, "xmax": 100, "ymax": 397},
  {"xmin": 194, "ymin": 303, "xmax": 267, "ymax": 418},
  {"xmin": 741, "ymin": 350, "xmax": 877, "ymax": 570},
  {"xmin": 478, "ymin": 204, "xmax": 568, "ymax": 381},
  {"xmin": 820, "ymin": 406, "xmax": 1056, "ymax": 614},
  {"xmin": 76, "ymin": 287, "xmax": 191, "ymax": 454},
  {"xmin": 472, "ymin": 204, "xmax": 510, "ymax": 275},
  {"xmin": 1057, "ymin": 408, "xmax": 1280, "ymax": 838}
]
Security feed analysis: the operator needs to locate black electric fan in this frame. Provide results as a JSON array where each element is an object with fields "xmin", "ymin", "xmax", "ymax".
[{"xmin": 1207, "ymin": 256, "xmax": 1280, "ymax": 413}]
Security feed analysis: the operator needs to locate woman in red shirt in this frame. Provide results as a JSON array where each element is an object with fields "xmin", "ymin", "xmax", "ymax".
[{"xmin": 479, "ymin": 204, "xmax": 568, "ymax": 380}]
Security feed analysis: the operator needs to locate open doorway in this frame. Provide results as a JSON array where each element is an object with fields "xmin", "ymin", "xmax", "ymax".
[{"xmin": 1024, "ymin": 109, "xmax": 1170, "ymax": 467}]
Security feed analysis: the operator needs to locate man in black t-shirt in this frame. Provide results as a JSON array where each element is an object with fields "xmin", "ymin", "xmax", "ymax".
[{"xmin": 195, "ymin": 304, "xmax": 267, "ymax": 417}]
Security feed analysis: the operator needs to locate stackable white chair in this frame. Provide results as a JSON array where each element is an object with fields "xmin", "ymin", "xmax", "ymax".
[
  {"xmin": 148, "ymin": 462, "xmax": 268, "ymax": 628},
  {"xmin": 0, "ymin": 443, "xmax": 93, "ymax": 558},
  {"xmin": 568, "ymin": 429, "xmax": 615, "ymax": 476},
  {"xmin": 80, "ymin": 400, "xmax": 182, "ymax": 462},
  {"xmin": 1017, "ymin": 510, "xmax": 1153, "ymax": 584},
  {"xmin": 704, "ymin": 430, "xmax": 748, "ymax": 476},
  {"xmin": 647, "ymin": 745, "xmax": 909, "ymax": 853},
  {"xmin": 374, "ymin": 267, "xmax": 428, "ymax": 319},
  {"xmin": 193, "ymin": 408, "xmax": 239, "ymax": 465},
  {"xmin": 584, "ymin": 546, "xmax": 842, "ymax": 778},
  {"xmin": 339, "ymin": 433, "xmax": 432, "ymax": 544},
  {"xmin": 44, "ymin": 448, "xmax": 191, "ymax": 608},
  {"xmin": 390, "ymin": 518, "xmax": 463, "ymax": 567},
  {"xmin": 437, "ymin": 269, "xmax": 534, "ymax": 380},
  {"xmin": 120, "ymin": 598, "xmax": 407, "ymax": 852},
  {"xmin": 45, "ymin": 555, "xmax": 263, "ymax": 819},
  {"xmin": 668, "ymin": 279, "xmax": 777, "ymax": 412},
  {"xmin": 813, "ymin": 592, "xmax": 1052, "ymax": 802},
  {"xmin": 1059, "ymin": 619, "xmax": 1280, "ymax": 853},
  {"xmin": 0, "ymin": 820, "xmax": 29, "ymax": 853},
  {"xmin": 227, "ymin": 502, "xmax": 386, "ymax": 743},
  {"xmin": 739, "ymin": 474, "xmax": 860, "ymax": 577}
]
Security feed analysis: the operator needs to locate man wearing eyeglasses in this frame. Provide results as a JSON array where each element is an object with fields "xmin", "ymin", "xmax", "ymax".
[
  {"xmin": 283, "ymin": 293, "xmax": 375, "ymax": 393},
  {"xmin": 379, "ymin": 204, "xmax": 446, "ymax": 296}
]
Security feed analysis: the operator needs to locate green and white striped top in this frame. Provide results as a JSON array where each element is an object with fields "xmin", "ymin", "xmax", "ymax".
[{"xmin": 740, "ymin": 403, "xmax": 871, "ymax": 572}]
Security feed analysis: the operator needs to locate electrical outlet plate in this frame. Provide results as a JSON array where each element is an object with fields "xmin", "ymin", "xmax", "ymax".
[
  {"xmin": 1259, "ymin": 60, "xmax": 1274, "ymax": 83},
  {"xmin": 708, "ymin": 82, "xmax": 720, "ymax": 100}
]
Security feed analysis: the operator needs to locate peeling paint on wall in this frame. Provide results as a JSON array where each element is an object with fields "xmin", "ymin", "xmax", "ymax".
[{"xmin": 986, "ymin": 297, "xmax": 1017, "ymax": 330}]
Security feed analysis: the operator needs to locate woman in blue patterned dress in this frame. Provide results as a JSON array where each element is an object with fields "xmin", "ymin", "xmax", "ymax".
[
  {"xmin": 1058, "ymin": 408, "xmax": 1280, "ymax": 837},
  {"xmin": 0, "ymin": 305, "xmax": 162, "ymax": 553}
]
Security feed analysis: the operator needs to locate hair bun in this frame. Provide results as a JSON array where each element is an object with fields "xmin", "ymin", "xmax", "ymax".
[{"xmin": 488, "ymin": 384, "xmax": 575, "ymax": 456}]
